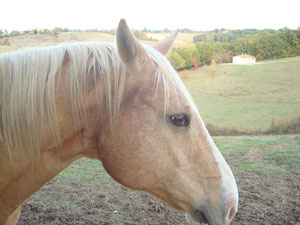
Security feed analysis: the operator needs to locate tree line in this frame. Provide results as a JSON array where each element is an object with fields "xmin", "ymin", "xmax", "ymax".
[
  {"xmin": 1, "ymin": 26, "xmax": 300, "ymax": 70},
  {"xmin": 170, "ymin": 28, "xmax": 300, "ymax": 70}
]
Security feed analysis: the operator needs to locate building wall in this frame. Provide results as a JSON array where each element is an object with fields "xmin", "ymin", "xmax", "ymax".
[{"xmin": 232, "ymin": 56, "xmax": 256, "ymax": 64}]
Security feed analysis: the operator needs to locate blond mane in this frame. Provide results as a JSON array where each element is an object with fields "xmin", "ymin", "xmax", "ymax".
[{"xmin": 0, "ymin": 42, "xmax": 194, "ymax": 162}]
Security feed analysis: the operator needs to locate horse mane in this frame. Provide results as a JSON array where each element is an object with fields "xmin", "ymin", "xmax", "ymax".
[{"xmin": 0, "ymin": 42, "xmax": 194, "ymax": 162}]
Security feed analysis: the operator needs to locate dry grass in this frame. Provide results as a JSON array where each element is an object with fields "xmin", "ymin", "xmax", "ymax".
[{"xmin": 146, "ymin": 32, "xmax": 200, "ymax": 47}]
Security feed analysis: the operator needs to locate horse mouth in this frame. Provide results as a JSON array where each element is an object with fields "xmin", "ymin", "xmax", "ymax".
[{"xmin": 185, "ymin": 212, "xmax": 209, "ymax": 225}]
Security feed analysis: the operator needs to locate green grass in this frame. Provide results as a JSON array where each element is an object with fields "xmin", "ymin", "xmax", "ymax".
[
  {"xmin": 54, "ymin": 135, "xmax": 299, "ymax": 182},
  {"xmin": 24, "ymin": 134, "xmax": 298, "ymax": 224},
  {"xmin": 58, "ymin": 136, "xmax": 299, "ymax": 181},
  {"xmin": 214, "ymin": 135, "xmax": 299, "ymax": 176},
  {"xmin": 58, "ymin": 158, "xmax": 109, "ymax": 180},
  {"xmin": 239, "ymin": 160, "xmax": 285, "ymax": 176},
  {"xmin": 2, "ymin": 34, "xmax": 299, "ymax": 132},
  {"xmin": 183, "ymin": 57, "xmax": 300, "ymax": 131},
  {"xmin": 265, "ymin": 142, "xmax": 300, "ymax": 166},
  {"xmin": 214, "ymin": 135, "xmax": 299, "ymax": 159}
]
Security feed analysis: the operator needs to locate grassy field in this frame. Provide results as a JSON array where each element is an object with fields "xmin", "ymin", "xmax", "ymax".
[
  {"xmin": 0, "ymin": 31, "xmax": 195, "ymax": 54},
  {"xmin": 1, "ymin": 33, "xmax": 299, "ymax": 132},
  {"xmin": 57, "ymin": 135, "xmax": 299, "ymax": 179},
  {"xmin": 146, "ymin": 32, "xmax": 200, "ymax": 47},
  {"xmin": 182, "ymin": 57, "xmax": 300, "ymax": 131},
  {"xmin": 19, "ymin": 135, "xmax": 300, "ymax": 224},
  {"xmin": 0, "ymin": 32, "xmax": 117, "ymax": 54}
]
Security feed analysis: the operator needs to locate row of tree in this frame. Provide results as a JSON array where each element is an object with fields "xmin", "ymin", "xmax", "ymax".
[
  {"xmin": 169, "ymin": 28, "xmax": 300, "ymax": 70},
  {"xmin": 193, "ymin": 28, "xmax": 281, "ymax": 43},
  {"xmin": 0, "ymin": 27, "xmax": 155, "ymax": 41},
  {"xmin": 1, "ymin": 26, "xmax": 300, "ymax": 70},
  {"xmin": 0, "ymin": 28, "xmax": 70, "ymax": 37}
]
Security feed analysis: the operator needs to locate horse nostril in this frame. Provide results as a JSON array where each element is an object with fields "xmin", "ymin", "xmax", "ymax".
[
  {"xmin": 194, "ymin": 209, "xmax": 208, "ymax": 224},
  {"xmin": 228, "ymin": 206, "xmax": 236, "ymax": 220}
]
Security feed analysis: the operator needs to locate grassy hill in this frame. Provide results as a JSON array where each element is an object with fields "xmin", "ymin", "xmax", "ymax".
[
  {"xmin": 0, "ymin": 31, "xmax": 198, "ymax": 54},
  {"xmin": 1, "ymin": 33, "xmax": 299, "ymax": 132},
  {"xmin": 0, "ymin": 32, "xmax": 117, "ymax": 54},
  {"xmin": 181, "ymin": 57, "xmax": 300, "ymax": 131},
  {"xmin": 146, "ymin": 32, "xmax": 200, "ymax": 47}
]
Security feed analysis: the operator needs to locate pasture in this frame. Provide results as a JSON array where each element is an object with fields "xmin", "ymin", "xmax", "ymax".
[
  {"xmin": 182, "ymin": 57, "xmax": 300, "ymax": 131},
  {"xmin": 18, "ymin": 135, "xmax": 300, "ymax": 225},
  {"xmin": 0, "ymin": 32, "xmax": 116, "ymax": 54},
  {"xmin": 1, "ymin": 33, "xmax": 299, "ymax": 225},
  {"xmin": 3, "ymin": 35, "xmax": 298, "ymax": 132},
  {"xmin": 146, "ymin": 32, "xmax": 200, "ymax": 47},
  {"xmin": 0, "ymin": 31, "xmax": 195, "ymax": 54}
]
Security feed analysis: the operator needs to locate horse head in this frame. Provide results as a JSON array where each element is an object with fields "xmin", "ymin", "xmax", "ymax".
[{"xmin": 88, "ymin": 19, "xmax": 238, "ymax": 225}]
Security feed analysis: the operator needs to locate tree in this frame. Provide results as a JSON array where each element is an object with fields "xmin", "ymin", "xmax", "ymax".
[
  {"xmin": 170, "ymin": 52, "xmax": 185, "ymax": 70},
  {"xmin": 196, "ymin": 42, "xmax": 229, "ymax": 65},
  {"xmin": 212, "ymin": 53, "xmax": 230, "ymax": 64},
  {"xmin": 163, "ymin": 28, "xmax": 170, "ymax": 33},
  {"xmin": 227, "ymin": 50, "xmax": 233, "ymax": 63},
  {"xmin": 173, "ymin": 43, "xmax": 200, "ymax": 68},
  {"xmin": 193, "ymin": 34, "xmax": 207, "ymax": 42},
  {"xmin": 191, "ymin": 55, "xmax": 198, "ymax": 70},
  {"xmin": 211, "ymin": 59, "xmax": 216, "ymax": 74},
  {"xmin": 232, "ymin": 38, "xmax": 249, "ymax": 55},
  {"xmin": 2, "ymin": 38, "xmax": 10, "ymax": 46},
  {"xmin": 133, "ymin": 30, "xmax": 147, "ymax": 40},
  {"xmin": 254, "ymin": 34, "xmax": 289, "ymax": 60},
  {"xmin": 10, "ymin": 30, "xmax": 20, "ymax": 36}
]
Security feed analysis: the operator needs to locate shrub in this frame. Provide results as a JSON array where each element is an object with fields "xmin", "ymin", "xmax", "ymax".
[
  {"xmin": 172, "ymin": 43, "xmax": 200, "ymax": 69},
  {"xmin": 2, "ymin": 38, "xmax": 10, "ymax": 46},
  {"xmin": 212, "ymin": 53, "xmax": 231, "ymax": 64},
  {"xmin": 264, "ymin": 117, "xmax": 300, "ymax": 135},
  {"xmin": 133, "ymin": 30, "xmax": 147, "ymax": 40},
  {"xmin": 205, "ymin": 117, "xmax": 300, "ymax": 136},
  {"xmin": 205, "ymin": 124, "xmax": 249, "ymax": 136},
  {"xmin": 169, "ymin": 52, "xmax": 185, "ymax": 70}
]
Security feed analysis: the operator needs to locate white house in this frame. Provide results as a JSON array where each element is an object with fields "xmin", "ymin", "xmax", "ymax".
[{"xmin": 232, "ymin": 54, "xmax": 256, "ymax": 64}]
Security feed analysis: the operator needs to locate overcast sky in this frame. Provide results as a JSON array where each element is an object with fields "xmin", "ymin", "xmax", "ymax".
[{"xmin": 1, "ymin": 0, "xmax": 299, "ymax": 31}]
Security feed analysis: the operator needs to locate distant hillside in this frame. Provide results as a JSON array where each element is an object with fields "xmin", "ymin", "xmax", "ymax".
[
  {"xmin": 0, "ymin": 32, "xmax": 117, "ymax": 54},
  {"xmin": 192, "ymin": 28, "xmax": 281, "ymax": 43},
  {"xmin": 1, "ymin": 32, "xmax": 299, "ymax": 132},
  {"xmin": 0, "ymin": 31, "xmax": 200, "ymax": 54},
  {"xmin": 146, "ymin": 32, "xmax": 201, "ymax": 47},
  {"xmin": 182, "ymin": 57, "xmax": 300, "ymax": 131}
]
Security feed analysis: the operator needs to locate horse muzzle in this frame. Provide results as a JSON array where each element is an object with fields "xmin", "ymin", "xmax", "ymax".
[{"xmin": 185, "ymin": 194, "xmax": 238, "ymax": 225}]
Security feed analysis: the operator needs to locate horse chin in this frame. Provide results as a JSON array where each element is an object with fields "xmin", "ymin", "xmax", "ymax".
[{"xmin": 185, "ymin": 212, "xmax": 208, "ymax": 225}]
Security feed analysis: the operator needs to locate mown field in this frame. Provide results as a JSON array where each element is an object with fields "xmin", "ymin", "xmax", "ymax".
[
  {"xmin": 182, "ymin": 57, "xmax": 300, "ymax": 131},
  {"xmin": 18, "ymin": 135, "xmax": 300, "ymax": 225}
]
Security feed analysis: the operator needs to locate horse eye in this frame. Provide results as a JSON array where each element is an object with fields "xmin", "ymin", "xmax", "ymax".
[{"xmin": 170, "ymin": 114, "xmax": 189, "ymax": 127}]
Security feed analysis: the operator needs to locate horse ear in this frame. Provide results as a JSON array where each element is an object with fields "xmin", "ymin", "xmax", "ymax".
[
  {"xmin": 153, "ymin": 29, "xmax": 179, "ymax": 55},
  {"xmin": 116, "ymin": 19, "xmax": 146, "ymax": 69}
]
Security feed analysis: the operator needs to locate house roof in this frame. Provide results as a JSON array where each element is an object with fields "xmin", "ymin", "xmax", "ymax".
[{"xmin": 234, "ymin": 54, "xmax": 256, "ymax": 59}]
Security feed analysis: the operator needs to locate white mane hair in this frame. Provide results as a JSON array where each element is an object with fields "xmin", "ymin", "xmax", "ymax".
[{"xmin": 0, "ymin": 42, "xmax": 194, "ymax": 162}]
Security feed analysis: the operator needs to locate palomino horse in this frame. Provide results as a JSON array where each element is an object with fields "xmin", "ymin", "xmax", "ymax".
[{"xmin": 0, "ymin": 19, "xmax": 238, "ymax": 225}]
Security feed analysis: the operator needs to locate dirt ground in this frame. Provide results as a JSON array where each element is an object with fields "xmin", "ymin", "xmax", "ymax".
[{"xmin": 17, "ymin": 138, "xmax": 300, "ymax": 225}]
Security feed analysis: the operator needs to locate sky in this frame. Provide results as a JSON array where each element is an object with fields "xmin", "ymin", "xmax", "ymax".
[{"xmin": 1, "ymin": 0, "xmax": 299, "ymax": 32}]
